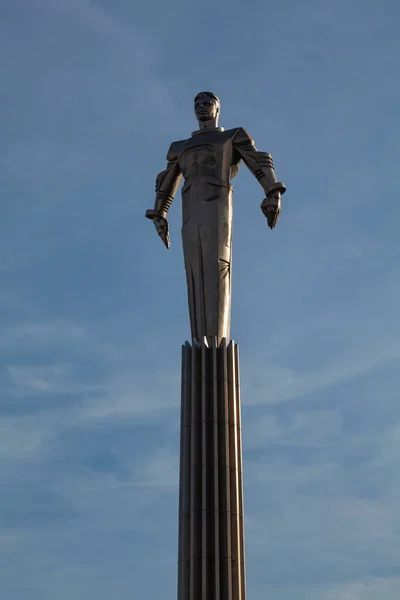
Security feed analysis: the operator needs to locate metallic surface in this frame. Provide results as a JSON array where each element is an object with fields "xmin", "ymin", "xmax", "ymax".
[
  {"xmin": 144, "ymin": 94, "xmax": 286, "ymax": 599},
  {"xmin": 145, "ymin": 92, "xmax": 286, "ymax": 345},
  {"xmin": 178, "ymin": 337, "xmax": 245, "ymax": 600}
]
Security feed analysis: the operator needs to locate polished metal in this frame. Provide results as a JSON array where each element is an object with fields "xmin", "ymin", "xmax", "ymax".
[
  {"xmin": 145, "ymin": 92, "xmax": 286, "ymax": 345},
  {"xmin": 145, "ymin": 93, "xmax": 286, "ymax": 600},
  {"xmin": 179, "ymin": 337, "xmax": 245, "ymax": 600}
]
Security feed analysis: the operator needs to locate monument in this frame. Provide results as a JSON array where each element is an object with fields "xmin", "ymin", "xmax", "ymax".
[{"xmin": 145, "ymin": 92, "xmax": 286, "ymax": 600}]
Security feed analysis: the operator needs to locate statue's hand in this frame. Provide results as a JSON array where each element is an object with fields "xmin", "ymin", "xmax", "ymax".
[
  {"xmin": 261, "ymin": 191, "xmax": 281, "ymax": 230},
  {"xmin": 153, "ymin": 216, "xmax": 170, "ymax": 249}
]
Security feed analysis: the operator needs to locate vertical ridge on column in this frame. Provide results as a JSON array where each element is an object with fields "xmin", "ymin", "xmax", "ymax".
[
  {"xmin": 218, "ymin": 339, "xmax": 232, "ymax": 600},
  {"xmin": 178, "ymin": 342, "xmax": 192, "ymax": 600},
  {"xmin": 201, "ymin": 337, "xmax": 209, "ymax": 600},
  {"xmin": 178, "ymin": 345, "xmax": 185, "ymax": 600},
  {"xmin": 190, "ymin": 340, "xmax": 201, "ymax": 600},
  {"xmin": 234, "ymin": 344, "xmax": 246, "ymax": 600},
  {"xmin": 227, "ymin": 341, "xmax": 242, "ymax": 600},
  {"xmin": 212, "ymin": 340, "xmax": 220, "ymax": 600}
]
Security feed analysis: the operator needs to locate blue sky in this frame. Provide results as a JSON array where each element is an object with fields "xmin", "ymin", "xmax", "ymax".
[{"xmin": 1, "ymin": 0, "xmax": 400, "ymax": 598}]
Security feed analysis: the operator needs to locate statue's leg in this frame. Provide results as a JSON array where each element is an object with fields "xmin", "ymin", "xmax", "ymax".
[
  {"xmin": 181, "ymin": 182, "xmax": 232, "ymax": 345},
  {"xmin": 198, "ymin": 185, "xmax": 232, "ymax": 345},
  {"xmin": 181, "ymin": 224, "xmax": 201, "ymax": 341},
  {"xmin": 181, "ymin": 185, "xmax": 204, "ymax": 341}
]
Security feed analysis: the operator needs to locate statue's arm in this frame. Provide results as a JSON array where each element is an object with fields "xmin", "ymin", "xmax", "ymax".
[
  {"xmin": 145, "ymin": 143, "xmax": 182, "ymax": 221},
  {"xmin": 233, "ymin": 128, "xmax": 286, "ymax": 229},
  {"xmin": 233, "ymin": 128, "xmax": 286, "ymax": 196}
]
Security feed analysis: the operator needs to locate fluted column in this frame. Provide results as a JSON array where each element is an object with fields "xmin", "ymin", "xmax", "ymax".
[{"xmin": 178, "ymin": 337, "xmax": 246, "ymax": 600}]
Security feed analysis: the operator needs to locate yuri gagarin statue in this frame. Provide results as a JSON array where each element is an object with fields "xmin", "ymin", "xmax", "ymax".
[{"xmin": 145, "ymin": 92, "xmax": 286, "ymax": 345}]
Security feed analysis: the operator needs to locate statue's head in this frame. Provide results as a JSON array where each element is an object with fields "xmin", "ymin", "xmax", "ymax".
[{"xmin": 194, "ymin": 91, "xmax": 220, "ymax": 124}]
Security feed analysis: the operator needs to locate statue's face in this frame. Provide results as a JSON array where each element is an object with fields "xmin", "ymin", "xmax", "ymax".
[{"xmin": 194, "ymin": 94, "xmax": 219, "ymax": 122}]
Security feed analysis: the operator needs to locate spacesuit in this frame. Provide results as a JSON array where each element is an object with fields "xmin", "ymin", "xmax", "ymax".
[{"xmin": 146, "ymin": 125, "xmax": 286, "ymax": 345}]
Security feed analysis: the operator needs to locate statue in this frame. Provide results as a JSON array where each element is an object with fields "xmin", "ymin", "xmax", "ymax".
[{"xmin": 145, "ymin": 92, "xmax": 286, "ymax": 345}]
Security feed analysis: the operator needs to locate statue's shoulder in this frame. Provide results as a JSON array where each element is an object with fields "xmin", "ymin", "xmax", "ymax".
[
  {"xmin": 228, "ymin": 127, "xmax": 254, "ymax": 144},
  {"xmin": 167, "ymin": 138, "xmax": 188, "ymax": 160}
]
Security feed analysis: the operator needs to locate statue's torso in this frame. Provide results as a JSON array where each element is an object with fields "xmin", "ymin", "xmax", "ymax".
[{"xmin": 174, "ymin": 129, "xmax": 241, "ymax": 186}]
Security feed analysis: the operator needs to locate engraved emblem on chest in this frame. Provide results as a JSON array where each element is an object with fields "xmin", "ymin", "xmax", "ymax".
[{"xmin": 180, "ymin": 143, "xmax": 221, "ymax": 178}]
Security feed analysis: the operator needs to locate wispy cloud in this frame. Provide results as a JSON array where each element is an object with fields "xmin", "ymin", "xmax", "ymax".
[{"xmin": 324, "ymin": 578, "xmax": 400, "ymax": 600}]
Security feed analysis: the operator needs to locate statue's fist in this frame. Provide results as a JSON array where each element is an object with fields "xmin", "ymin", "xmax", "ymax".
[
  {"xmin": 153, "ymin": 216, "xmax": 170, "ymax": 249},
  {"xmin": 261, "ymin": 191, "xmax": 281, "ymax": 230}
]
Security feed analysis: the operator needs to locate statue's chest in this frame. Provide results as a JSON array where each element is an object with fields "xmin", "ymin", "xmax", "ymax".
[{"xmin": 178, "ymin": 138, "xmax": 233, "ymax": 180}]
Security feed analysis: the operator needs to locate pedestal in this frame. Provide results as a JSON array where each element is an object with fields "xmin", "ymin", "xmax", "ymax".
[{"xmin": 178, "ymin": 337, "xmax": 246, "ymax": 600}]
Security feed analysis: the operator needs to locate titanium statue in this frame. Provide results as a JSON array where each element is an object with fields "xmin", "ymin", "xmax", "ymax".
[{"xmin": 146, "ymin": 92, "xmax": 286, "ymax": 345}]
